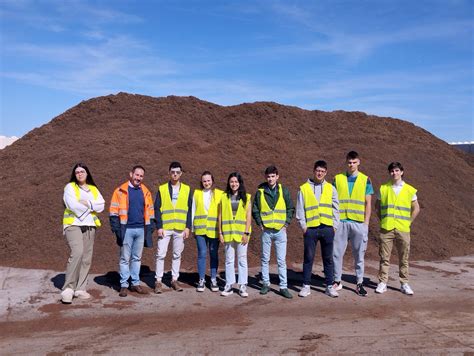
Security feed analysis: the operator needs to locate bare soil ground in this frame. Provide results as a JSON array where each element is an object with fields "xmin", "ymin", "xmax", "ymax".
[{"xmin": 1, "ymin": 256, "xmax": 473, "ymax": 355}]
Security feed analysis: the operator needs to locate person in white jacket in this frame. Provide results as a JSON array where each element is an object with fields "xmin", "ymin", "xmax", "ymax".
[{"xmin": 61, "ymin": 163, "xmax": 104, "ymax": 304}]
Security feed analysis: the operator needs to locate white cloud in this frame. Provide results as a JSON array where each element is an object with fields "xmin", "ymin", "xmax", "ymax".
[
  {"xmin": 0, "ymin": 0, "xmax": 143, "ymax": 33},
  {"xmin": 0, "ymin": 136, "xmax": 19, "ymax": 149},
  {"xmin": 2, "ymin": 35, "xmax": 179, "ymax": 95},
  {"xmin": 247, "ymin": 2, "xmax": 474, "ymax": 61}
]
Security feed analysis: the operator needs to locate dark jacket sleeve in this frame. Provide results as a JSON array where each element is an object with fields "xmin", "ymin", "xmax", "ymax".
[
  {"xmin": 252, "ymin": 189, "xmax": 263, "ymax": 227},
  {"xmin": 144, "ymin": 224, "xmax": 153, "ymax": 248},
  {"xmin": 186, "ymin": 188, "xmax": 193, "ymax": 229},
  {"xmin": 109, "ymin": 215, "xmax": 123, "ymax": 246},
  {"xmin": 283, "ymin": 186, "xmax": 295, "ymax": 225},
  {"xmin": 154, "ymin": 189, "xmax": 163, "ymax": 229}
]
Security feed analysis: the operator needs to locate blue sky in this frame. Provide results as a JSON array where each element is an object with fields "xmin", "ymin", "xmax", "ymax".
[{"xmin": 1, "ymin": 0, "xmax": 473, "ymax": 142}]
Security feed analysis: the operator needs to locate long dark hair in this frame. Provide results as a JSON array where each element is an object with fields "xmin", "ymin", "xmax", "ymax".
[
  {"xmin": 225, "ymin": 172, "xmax": 247, "ymax": 204},
  {"xmin": 69, "ymin": 163, "xmax": 98, "ymax": 187}
]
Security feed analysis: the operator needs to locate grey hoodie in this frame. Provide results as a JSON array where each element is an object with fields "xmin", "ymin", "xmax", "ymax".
[{"xmin": 296, "ymin": 179, "xmax": 340, "ymax": 231}]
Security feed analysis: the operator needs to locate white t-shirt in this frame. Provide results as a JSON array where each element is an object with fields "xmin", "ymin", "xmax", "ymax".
[
  {"xmin": 191, "ymin": 189, "xmax": 213, "ymax": 232},
  {"xmin": 171, "ymin": 184, "xmax": 180, "ymax": 206},
  {"xmin": 376, "ymin": 181, "xmax": 417, "ymax": 201}
]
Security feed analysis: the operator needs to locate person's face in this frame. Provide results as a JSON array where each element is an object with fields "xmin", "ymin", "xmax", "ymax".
[
  {"xmin": 129, "ymin": 168, "xmax": 145, "ymax": 187},
  {"xmin": 169, "ymin": 167, "xmax": 182, "ymax": 183},
  {"xmin": 389, "ymin": 168, "xmax": 403, "ymax": 182},
  {"xmin": 229, "ymin": 177, "xmax": 240, "ymax": 193},
  {"xmin": 266, "ymin": 173, "xmax": 279, "ymax": 187},
  {"xmin": 313, "ymin": 166, "xmax": 327, "ymax": 183},
  {"xmin": 75, "ymin": 167, "xmax": 87, "ymax": 185},
  {"xmin": 201, "ymin": 174, "xmax": 213, "ymax": 190},
  {"xmin": 346, "ymin": 158, "xmax": 360, "ymax": 174}
]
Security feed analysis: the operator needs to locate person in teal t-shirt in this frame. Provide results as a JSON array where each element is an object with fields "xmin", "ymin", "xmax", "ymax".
[{"xmin": 332, "ymin": 151, "xmax": 373, "ymax": 297}]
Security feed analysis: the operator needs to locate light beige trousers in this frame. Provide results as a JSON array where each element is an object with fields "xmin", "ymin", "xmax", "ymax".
[
  {"xmin": 378, "ymin": 229, "xmax": 410, "ymax": 284},
  {"xmin": 63, "ymin": 226, "xmax": 95, "ymax": 291}
]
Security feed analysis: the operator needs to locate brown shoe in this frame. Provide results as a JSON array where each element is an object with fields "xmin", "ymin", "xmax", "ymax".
[
  {"xmin": 130, "ymin": 285, "xmax": 148, "ymax": 294},
  {"xmin": 171, "ymin": 280, "xmax": 183, "ymax": 292},
  {"xmin": 154, "ymin": 281, "xmax": 163, "ymax": 294},
  {"xmin": 119, "ymin": 287, "xmax": 128, "ymax": 297}
]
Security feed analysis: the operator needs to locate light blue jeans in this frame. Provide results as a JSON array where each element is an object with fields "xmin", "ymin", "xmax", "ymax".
[
  {"xmin": 224, "ymin": 241, "xmax": 248, "ymax": 286},
  {"xmin": 119, "ymin": 227, "xmax": 144, "ymax": 288},
  {"xmin": 261, "ymin": 228, "xmax": 288, "ymax": 289}
]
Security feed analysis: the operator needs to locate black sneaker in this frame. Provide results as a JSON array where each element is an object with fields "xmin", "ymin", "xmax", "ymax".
[{"xmin": 356, "ymin": 283, "xmax": 368, "ymax": 297}]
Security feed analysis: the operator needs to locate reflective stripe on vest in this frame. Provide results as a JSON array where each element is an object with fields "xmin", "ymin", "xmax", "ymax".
[
  {"xmin": 193, "ymin": 188, "xmax": 223, "ymax": 238},
  {"xmin": 159, "ymin": 183, "xmax": 190, "ymax": 231},
  {"xmin": 63, "ymin": 182, "xmax": 101, "ymax": 227},
  {"xmin": 300, "ymin": 182, "xmax": 334, "ymax": 227},
  {"xmin": 259, "ymin": 184, "xmax": 286, "ymax": 230},
  {"xmin": 221, "ymin": 193, "xmax": 252, "ymax": 243},
  {"xmin": 335, "ymin": 172, "xmax": 368, "ymax": 222},
  {"xmin": 380, "ymin": 182, "xmax": 417, "ymax": 233}
]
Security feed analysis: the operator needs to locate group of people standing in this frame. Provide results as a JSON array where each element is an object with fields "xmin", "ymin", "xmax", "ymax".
[{"xmin": 60, "ymin": 151, "xmax": 420, "ymax": 304}]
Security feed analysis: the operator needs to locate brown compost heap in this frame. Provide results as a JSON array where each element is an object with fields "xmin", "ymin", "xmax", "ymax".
[{"xmin": 1, "ymin": 93, "xmax": 473, "ymax": 273}]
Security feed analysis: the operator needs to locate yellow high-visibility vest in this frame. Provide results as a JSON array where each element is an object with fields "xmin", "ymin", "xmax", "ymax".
[
  {"xmin": 159, "ymin": 182, "xmax": 190, "ymax": 231},
  {"xmin": 193, "ymin": 188, "xmax": 223, "ymax": 238},
  {"xmin": 63, "ymin": 182, "xmax": 101, "ymax": 227},
  {"xmin": 259, "ymin": 184, "xmax": 286, "ymax": 230},
  {"xmin": 221, "ymin": 193, "xmax": 251, "ymax": 243},
  {"xmin": 300, "ymin": 182, "xmax": 333, "ymax": 227},
  {"xmin": 380, "ymin": 182, "xmax": 417, "ymax": 233},
  {"xmin": 335, "ymin": 172, "xmax": 368, "ymax": 222}
]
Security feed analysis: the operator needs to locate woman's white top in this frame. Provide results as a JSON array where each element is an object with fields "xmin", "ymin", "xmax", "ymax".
[{"xmin": 63, "ymin": 183, "xmax": 105, "ymax": 231}]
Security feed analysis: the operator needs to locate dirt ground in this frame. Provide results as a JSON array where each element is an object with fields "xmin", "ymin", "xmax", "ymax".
[{"xmin": 1, "ymin": 256, "xmax": 473, "ymax": 355}]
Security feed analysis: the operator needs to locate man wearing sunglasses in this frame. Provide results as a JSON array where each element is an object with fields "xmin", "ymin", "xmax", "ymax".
[{"xmin": 154, "ymin": 161, "xmax": 192, "ymax": 293}]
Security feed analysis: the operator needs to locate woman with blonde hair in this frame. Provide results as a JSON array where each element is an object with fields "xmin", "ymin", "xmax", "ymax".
[{"xmin": 192, "ymin": 171, "xmax": 223, "ymax": 292}]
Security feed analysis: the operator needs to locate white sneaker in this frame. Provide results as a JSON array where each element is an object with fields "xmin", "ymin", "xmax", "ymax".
[
  {"xmin": 401, "ymin": 283, "xmax": 414, "ymax": 295},
  {"xmin": 298, "ymin": 284, "xmax": 311, "ymax": 297},
  {"xmin": 220, "ymin": 285, "xmax": 233, "ymax": 297},
  {"xmin": 239, "ymin": 284, "xmax": 248, "ymax": 298},
  {"xmin": 375, "ymin": 282, "xmax": 387, "ymax": 294},
  {"xmin": 61, "ymin": 288, "xmax": 74, "ymax": 304},
  {"xmin": 196, "ymin": 279, "xmax": 205, "ymax": 292},
  {"xmin": 73, "ymin": 290, "xmax": 91, "ymax": 300},
  {"xmin": 325, "ymin": 285, "xmax": 339, "ymax": 298},
  {"xmin": 334, "ymin": 281, "xmax": 343, "ymax": 291}
]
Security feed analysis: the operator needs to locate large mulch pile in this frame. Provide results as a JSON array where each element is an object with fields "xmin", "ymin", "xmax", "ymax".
[{"xmin": 1, "ymin": 93, "xmax": 472, "ymax": 273}]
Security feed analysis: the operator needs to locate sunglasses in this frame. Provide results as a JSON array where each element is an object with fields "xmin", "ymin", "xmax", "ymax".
[{"xmin": 170, "ymin": 170, "xmax": 182, "ymax": 175}]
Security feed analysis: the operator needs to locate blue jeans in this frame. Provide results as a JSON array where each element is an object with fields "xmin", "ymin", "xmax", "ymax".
[
  {"xmin": 261, "ymin": 228, "xmax": 288, "ymax": 288},
  {"xmin": 195, "ymin": 235, "xmax": 220, "ymax": 280},
  {"xmin": 303, "ymin": 225, "xmax": 335, "ymax": 286},
  {"xmin": 119, "ymin": 227, "xmax": 144, "ymax": 288}
]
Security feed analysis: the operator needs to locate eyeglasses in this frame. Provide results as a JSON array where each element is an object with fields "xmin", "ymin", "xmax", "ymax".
[
  {"xmin": 170, "ymin": 170, "xmax": 182, "ymax": 175},
  {"xmin": 315, "ymin": 170, "xmax": 327, "ymax": 174},
  {"xmin": 75, "ymin": 170, "xmax": 86, "ymax": 175}
]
